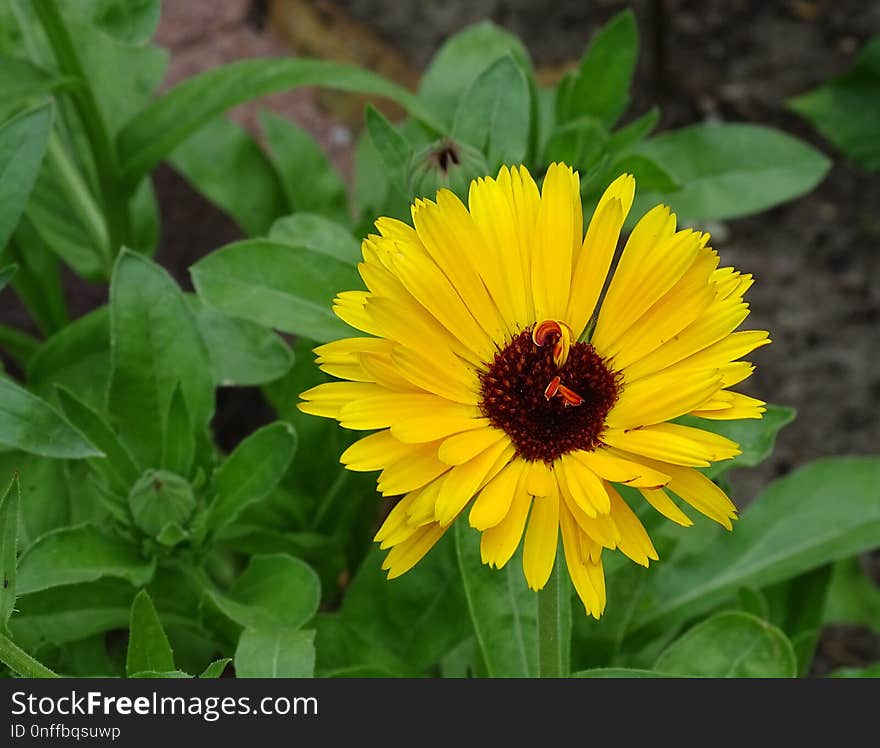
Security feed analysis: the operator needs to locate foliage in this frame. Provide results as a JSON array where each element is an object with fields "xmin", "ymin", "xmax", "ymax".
[{"xmin": 0, "ymin": 2, "xmax": 874, "ymax": 679}]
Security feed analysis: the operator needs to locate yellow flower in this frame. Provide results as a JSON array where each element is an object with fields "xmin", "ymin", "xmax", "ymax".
[{"xmin": 299, "ymin": 163, "xmax": 769, "ymax": 618}]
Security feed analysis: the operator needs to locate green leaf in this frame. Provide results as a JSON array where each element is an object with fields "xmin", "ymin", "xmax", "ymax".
[
  {"xmin": 10, "ymin": 578, "xmax": 136, "ymax": 646},
  {"xmin": 0, "ymin": 453, "xmax": 70, "ymax": 548},
  {"xmin": 126, "ymin": 589, "xmax": 174, "ymax": 677},
  {"xmin": 28, "ymin": 306, "xmax": 109, "ymax": 412},
  {"xmin": 0, "ymin": 377, "xmax": 101, "ymax": 459},
  {"xmin": 632, "ymin": 457, "xmax": 880, "ymax": 633},
  {"xmin": 824, "ymin": 557, "xmax": 880, "ymax": 635},
  {"xmin": 314, "ymin": 613, "xmax": 410, "ymax": 677},
  {"xmin": 188, "ymin": 295, "xmax": 293, "ymax": 388},
  {"xmin": 205, "ymin": 422, "xmax": 297, "ymax": 535},
  {"xmin": 419, "ymin": 21, "xmax": 531, "ymax": 128},
  {"xmin": 0, "ymin": 56, "xmax": 76, "ymax": 113},
  {"xmin": 160, "ymin": 386, "xmax": 194, "ymax": 478},
  {"xmin": 455, "ymin": 521, "xmax": 537, "ymax": 677},
  {"xmin": 365, "ymin": 105, "xmax": 412, "ymax": 196},
  {"xmin": 0, "ymin": 474, "xmax": 20, "ymax": 628},
  {"xmin": 654, "ymin": 611, "xmax": 797, "ymax": 677},
  {"xmin": 764, "ymin": 564, "xmax": 833, "ymax": 676},
  {"xmin": 108, "ymin": 250, "xmax": 213, "ymax": 467},
  {"xmin": 128, "ymin": 469, "xmax": 195, "ymax": 540},
  {"xmin": 0, "ymin": 322, "xmax": 39, "ymax": 371},
  {"xmin": 543, "ymin": 116, "xmax": 608, "ymax": 171},
  {"xmin": 573, "ymin": 668, "xmax": 675, "ymax": 678},
  {"xmin": 117, "ymin": 58, "xmax": 443, "ymax": 185},
  {"xmin": 788, "ymin": 35, "xmax": 880, "ymax": 171},
  {"xmin": 452, "ymin": 55, "xmax": 530, "ymax": 169},
  {"xmin": 558, "ymin": 10, "xmax": 638, "ymax": 127},
  {"xmin": 259, "ymin": 111, "xmax": 348, "ymax": 223},
  {"xmin": 207, "ymin": 554, "xmax": 320, "ymax": 631},
  {"xmin": 199, "ymin": 658, "xmax": 230, "ymax": 678},
  {"xmin": 235, "ymin": 628, "xmax": 316, "ymax": 678},
  {"xmin": 268, "ymin": 213, "xmax": 360, "ymax": 266},
  {"xmin": 609, "ymin": 153, "xmax": 681, "ymax": 193},
  {"xmin": 170, "ymin": 116, "xmax": 286, "ymax": 236},
  {"xmin": 16, "ymin": 524, "xmax": 154, "ymax": 595},
  {"xmin": 679, "ymin": 405, "xmax": 796, "ymax": 479},
  {"xmin": 606, "ymin": 107, "xmax": 660, "ymax": 153},
  {"xmin": 56, "ymin": 385, "xmax": 141, "ymax": 491},
  {"xmin": 0, "ymin": 104, "xmax": 52, "ymax": 251},
  {"xmin": 190, "ymin": 239, "xmax": 360, "ymax": 343},
  {"xmin": 335, "ymin": 538, "xmax": 470, "ymax": 674},
  {"xmin": 88, "ymin": 0, "xmax": 160, "ymax": 45},
  {"xmin": 632, "ymin": 123, "xmax": 830, "ymax": 220},
  {"xmin": 6, "ymin": 219, "xmax": 68, "ymax": 334}
]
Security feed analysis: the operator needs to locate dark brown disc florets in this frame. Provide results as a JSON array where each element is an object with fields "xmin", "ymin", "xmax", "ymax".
[{"xmin": 479, "ymin": 325, "xmax": 620, "ymax": 463}]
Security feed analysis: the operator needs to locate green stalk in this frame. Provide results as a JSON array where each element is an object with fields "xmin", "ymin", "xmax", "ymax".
[
  {"xmin": 0, "ymin": 633, "xmax": 59, "ymax": 678},
  {"xmin": 32, "ymin": 0, "xmax": 130, "ymax": 255},
  {"xmin": 537, "ymin": 556, "xmax": 571, "ymax": 678},
  {"xmin": 45, "ymin": 134, "xmax": 113, "ymax": 270}
]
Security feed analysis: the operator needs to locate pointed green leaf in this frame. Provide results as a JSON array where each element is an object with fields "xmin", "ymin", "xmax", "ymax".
[
  {"xmin": 56, "ymin": 385, "xmax": 141, "ymax": 490},
  {"xmin": 199, "ymin": 658, "xmax": 230, "ymax": 678},
  {"xmin": 207, "ymin": 554, "xmax": 320, "ymax": 631},
  {"xmin": 419, "ymin": 21, "xmax": 531, "ymax": 127},
  {"xmin": 117, "ymin": 58, "xmax": 443, "ymax": 184},
  {"xmin": 161, "ymin": 386, "xmax": 195, "ymax": 478},
  {"xmin": 268, "ymin": 213, "xmax": 360, "ymax": 266},
  {"xmin": 16, "ymin": 524, "xmax": 154, "ymax": 595},
  {"xmin": 0, "ymin": 474, "xmax": 20, "ymax": 628},
  {"xmin": 189, "ymin": 296, "xmax": 293, "ymax": 387},
  {"xmin": 365, "ymin": 105, "xmax": 412, "ymax": 196},
  {"xmin": 0, "ymin": 377, "xmax": 101, "ymax": 459},
  {"xmin": 558, "ymin": 10, "xmax": 638, "ymax": 127},
  {"xmin": 126, "ymin": 589, "xmax": 174, "ymax": 677},
  {"xmin": 0, "ymin": 104, "xmax": 53, "ymax": 250},
  {"xmin": 452, "ymin": 55, "xmax": 530, "ymax": 169},
  {"xmin": 235, "ymin": 628, "xmax": 316, "ymax": 678},
  {"xmin": 205, "ymin": 422, "xmax": 297, "ymax": 534},
  {"xmin": 109, "ymin": 250, "xmax": 213, "ymax": 467},
  {"xmin": 89, "ymin": 0, "xmax": 160, "ymax": 45},
  {"xmin": 191, "ymin": 239, "xmax": 359, "ymax": 343},
  {"xmin": 632, "ymin": 123, "xmax": 830, "ymax": 220},
  {"xmin": 788, "ymin": 35, "xmax": 880, "ymax": 171}
]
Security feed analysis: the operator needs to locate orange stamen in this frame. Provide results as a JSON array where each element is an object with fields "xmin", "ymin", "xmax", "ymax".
[
  {"xmin": 532, "ymin": 319, "xmax": 573, "ymax": 368},
  {"xmin": 557, "ymin": 384, "xmax": 584, "ymax": 407},
  {"xmin": 544, "ymin": 375, "xmax": 561, "ymax": 400}
]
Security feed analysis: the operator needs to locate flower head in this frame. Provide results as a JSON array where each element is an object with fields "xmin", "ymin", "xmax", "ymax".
[{"xmin": 299, "ymin": 163, "xmax": 769, "ymax": 618}]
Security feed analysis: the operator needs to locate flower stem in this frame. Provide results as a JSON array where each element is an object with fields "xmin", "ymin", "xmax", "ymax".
[
  {"xmin": 0, "ymin": 633, "xmax": 59, "ymax": 678},
  {"xmin": 537, "ymin": 556, "xmax": 571, "ymax": 678}
]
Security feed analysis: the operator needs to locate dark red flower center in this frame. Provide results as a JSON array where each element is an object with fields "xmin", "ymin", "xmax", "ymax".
[{"xmin": 478, "ymin": 325, "xmax": 620, "ymax": 463}]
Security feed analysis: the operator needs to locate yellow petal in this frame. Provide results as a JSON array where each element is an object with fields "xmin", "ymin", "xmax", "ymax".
[
  {"xmin": 558, "ymin": 453, "xmax": 609, "ymax": 516},
  {"xmin": 525, "ymin": 459, "xmax": 556, "ymax": 497},
  {"xmin": 480, "ymin": 470, "xmax": 532, "ymax": 569},
  {"xmin": 639, "ymin": 487, "xmax": 693, "ymax": 527},
  {"xmin": 607, "ymin": 369, "xmax": 723, "ymax": 430},
  {"xmin": 602, "ymin": 423, "xmax": 741, "ymax": 467},
  {"xmin": 374, "ymin": 491, "xmax": 420, "ymax": 545},
  {"xmin": 557, "ymin": 474, "xmax": 620, "ymax": 548},
  {"xmin": 434, "ymin": 438, "xmax": 512, "ymax": 525},
  {"xmin": 532, "ymin": 163, "xmax": 580, "ymax": 321},
  {"xmin": 606, "ymin": 483, "xmax": 658, "ymax": 566},
  {"xmin": 341, "ymin": 430, "xmax": 419, "ymax": 471},
  {"xmin": 574, "ymin": 448, "xmax": 670, "ymax": 489},
  {"xmin": 560, "ymin": 505, "xmax": 606, "ymax": 618},
  {"xmin": 382, "ymin": 522, "xmax": 447, "ymax": 579},
  {"xmin": 566, "ymin": 173, "xmax": 634, "ymax": 337},
  {"xmin": 298, "ymin": 382, "xmax": 390, "ymax": 419},
  {"xmin": 391, "ymin": 345, "xmax": 479, "ymax": 405},
  {"xmin": 470, "ymin": 458, "xmax": 527, "ymax": 530},
  {"xmin": 439, "ymin": 427, "xmax": 508, "ymax": 466},
  {"xmin": 332, "ymin": 291, "xmax": 380, "ymax": 335},
  {"xmin": 390, "ymin": 404, "xmax": 485, "ymax": 444},
  {"xmin": 593, "ymin": 228, "xmax": 705, "ymax": 354},
  {"xmin": 377, "ymin": 442, "xmax": 448, "ymax": 496},
  {"xmin": 522, "ymin": 482, "xmax": 560, "ymax": 590}
]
